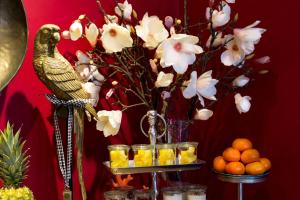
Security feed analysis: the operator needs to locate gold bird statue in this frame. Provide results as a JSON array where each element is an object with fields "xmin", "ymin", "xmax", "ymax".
[
  {"xmin": 33, "ymin": 24, "xmax": 95, "ymax": 200},
  {"xmin": 33, "ymin": 24, "xmax": 98, "ymax": 119}
]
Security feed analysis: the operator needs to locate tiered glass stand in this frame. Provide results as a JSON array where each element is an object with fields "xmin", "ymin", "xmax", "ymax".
[
  {"xmin": 103, "ymin": 110, "xmax": 206, "ymax": 199},
  {"xmin": 104, "ymin": 160, "xmax": 205, "ymax": 175},
  {"xmin": 213, "ymin": 170, "xmax": 270, "ymax": 200},
  {"xmin": 103, "ymin": 160, "xmax": 205, "ymax": 199}
]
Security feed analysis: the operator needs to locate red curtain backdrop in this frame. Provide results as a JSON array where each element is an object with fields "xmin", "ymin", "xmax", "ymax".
[{"xmin": 0, "ymin": 0, "xmax": 299, "ymax": 199}]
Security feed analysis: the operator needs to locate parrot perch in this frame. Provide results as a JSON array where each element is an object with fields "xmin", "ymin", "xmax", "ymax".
[{"xmin": 33, "ymin": 24, "xmax": 98, "ymax": 200}]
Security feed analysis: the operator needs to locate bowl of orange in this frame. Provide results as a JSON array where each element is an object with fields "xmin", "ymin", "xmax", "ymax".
[{"xmin": 213, "ymin": 138, "xmax": 271, "ymax": 181}]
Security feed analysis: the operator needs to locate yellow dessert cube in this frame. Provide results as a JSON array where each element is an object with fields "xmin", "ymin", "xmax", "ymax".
[
  {"xmin": 134, "ymin": 149, "xmax": 153, "ymax": 167},
  {"xmin": 109, "ymin": 150, "xmax": 129, "ymax": 168},
  {"xmin": 158, "ymin": 149, "xmax": 175, "ymax": 165},
  {"xmin": 179, "ymin": 146, "xmax": 197, "ymax": 164}
]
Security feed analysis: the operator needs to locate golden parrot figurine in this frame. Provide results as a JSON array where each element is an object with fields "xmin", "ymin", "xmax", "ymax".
[
  {"xmin": 33, "ymin": 24, "xmax": 96, "ymax": 200},
  {"xmin": 33, "ymin": 24, "xmax": 98, "ymax": 119}
]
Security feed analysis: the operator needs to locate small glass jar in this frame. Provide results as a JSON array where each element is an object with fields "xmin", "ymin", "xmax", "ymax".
[
  {"xmin": 104, "ymin": 190, "xmax": 127, "ymax": 200},
  {"xmin": 177, "ymin": 142, "xmax": 198, "ymax": 164},
  {"xmin": 108, "ymin": 145, "xmax": 130, "ymax": 168},
  {"xmin": 156, "ymin": 144, "xmax": 177, "ymax": 166},
  {"xmin": 116, "ymin": 186, "xmax": 135, "ymax": 200},
  {"xmin": 163, "ymin": 189, "xmax": 184, "ymax": 200},
  {"xmin": 184, "ymin": 185, "xmax": 207, "ymax": 200},
  {"xmin": 132, "ymin": 144, "xmax": 154, "ymax": 167},
  {"xmin": 134, "ymin": 189, "xmax": 152, "ymax": 200}
]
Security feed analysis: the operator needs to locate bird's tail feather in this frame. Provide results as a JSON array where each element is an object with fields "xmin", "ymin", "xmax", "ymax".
[{"xmin": 85, "ymin": 103, "xmax": 98, "ymax": 121}]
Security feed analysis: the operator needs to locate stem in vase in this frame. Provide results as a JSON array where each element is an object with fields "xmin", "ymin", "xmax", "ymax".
[{"xmin": 184, "ymin": 0, "xmax": 188, "ymax": 33}]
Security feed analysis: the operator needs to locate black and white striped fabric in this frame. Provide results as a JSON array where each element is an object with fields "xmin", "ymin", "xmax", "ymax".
[{"xmin": 45, "ymin": 94, "xmax": 92, "ymax": 189}]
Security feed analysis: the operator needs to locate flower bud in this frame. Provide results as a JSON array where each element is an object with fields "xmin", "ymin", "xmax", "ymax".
[
  {"xmin": 164, "ymin": 16, "xmax": 174, "ymax": 28},
  {"xmin": 232, "ymin": 75, "xmax": 250, "ymax": 87},
  {"xmin": 255, "ymin": 56, "xmax": 271, "ymax": 64},
  {"xmin": 61, "ymin": 30, "xmax": 70, "ymax": 39},
  {"xmin": 78, "ymin": 14, "xmax": 86, "ymax": 20}
]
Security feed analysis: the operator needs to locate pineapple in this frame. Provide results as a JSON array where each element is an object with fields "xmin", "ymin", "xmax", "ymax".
[{"xmin": 0, "ymin": 122, "xmax": 34, "ymax": 200}]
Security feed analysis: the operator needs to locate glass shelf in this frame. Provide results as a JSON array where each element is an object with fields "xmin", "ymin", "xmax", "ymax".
[{"xmin": 103, "ymin": 160, "xmax": 206, "ymax": 175}]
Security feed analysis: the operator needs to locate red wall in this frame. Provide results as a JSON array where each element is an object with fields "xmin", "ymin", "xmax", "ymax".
[{"xmin": 0, "ymin": 0, "xmax": 299, "ymax": 199}]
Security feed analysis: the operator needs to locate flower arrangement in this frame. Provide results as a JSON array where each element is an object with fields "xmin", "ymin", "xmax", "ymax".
[{"xmin": 62, "ymin": 0, "xmax": 269, "ymax": 136}]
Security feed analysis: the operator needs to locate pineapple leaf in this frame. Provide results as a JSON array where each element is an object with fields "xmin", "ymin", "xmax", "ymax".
[{"xmin": 0, "ymin": 122, "xmax": 30, "ymax": 188}]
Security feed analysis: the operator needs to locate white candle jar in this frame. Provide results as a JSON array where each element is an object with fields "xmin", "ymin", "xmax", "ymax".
[
  {"xmin": 185, "ymin": 185, "xmax": 207, "ymax": 200},
  {"xmin": 163, "ymin": 190, "xmax": 183, "ymax": 200},
  {"xmin": 134, "ymin": 189, "xmax": 152, "ymax": 200}
]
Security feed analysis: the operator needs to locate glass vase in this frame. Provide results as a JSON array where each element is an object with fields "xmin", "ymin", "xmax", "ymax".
[{"xmin": 166, "ymin": 119, "xmax": 191, "ymax": 143}]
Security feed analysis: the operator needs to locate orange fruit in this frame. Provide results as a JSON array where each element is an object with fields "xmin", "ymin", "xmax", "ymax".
[
  {"xmin": 225, "ymin": 162, "xmax": 245, "ymax": 175},
  {"xmin": 245, "ymin": 161, "xmax": 266, "ymax": 175},
  {"xmin": 213, "ymin": 156, "xmax": 226, "ymax": 173},
  {"xmin": 260, "ymin": 158, "xmax": 272, "ymax": 171},
  {"xmin": 232, "ymin": 138, "xmax": 253, "ymax": 152},
  {"xmin": 223, "ymin": 147, "xmax": 241, "ymax": 162},
  {"xmin": 241, "ymin": 149, "xmax": 260, "ymax": 164}
]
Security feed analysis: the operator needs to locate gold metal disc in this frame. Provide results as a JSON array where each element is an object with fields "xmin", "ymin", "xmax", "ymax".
[{"xmin": 0, "ymin": 0, "xmax": 28, "ymax": 91}]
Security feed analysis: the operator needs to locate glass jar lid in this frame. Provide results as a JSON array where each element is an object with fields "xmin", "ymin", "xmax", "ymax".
[
  {"xmin": 134, "ymin": 189, "xmax": 152, "ymax": 198},
  {"xmin": 183, "ymin": 184, "xmax": 207, "ymax": 192},
  {"xmin": 156, "ymin": 143, "xmax": 177, "ymax": 149},
  {"xmin": 108, "ymin": 144, "xmax": 130, "ymax": 151},
  {"xmin": 177, "ymin": 142, "xmax": 198, "ymax": 150},
  {"xmin": 163, "ymin": 189, "xmax": 184, "ymax": 196},
  {"xmin": 104, "ymin": 190, "xmax": 127, "ymax": 199},
  {"xmin": 131, "ymin": 144, "xmax": 154, "ymax": 150}
]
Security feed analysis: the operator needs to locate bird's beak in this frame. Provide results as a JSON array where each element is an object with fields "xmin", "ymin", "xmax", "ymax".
[{"xmin": 53, "ymin": 32, "xmax": 61, "ymax": 42}]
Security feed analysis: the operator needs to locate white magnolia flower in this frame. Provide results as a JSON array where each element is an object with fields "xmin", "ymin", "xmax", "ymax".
[
  {"xmin": 75, "ymin": 51, "xmax": 105, "ymax": 83},
  {"xmin": 85, "ymin": 23, "xmax": 99, "ymax": 47},
  {"xmin": 135, "ymin": 13, "xmax": 169, "ymax": 49},
  {"xmin": 69, "ymin": 20, "xmax": 83, "ymax": 41},
  {"xmin": 101, "ymin": 23, "xmax": 133, "ymax": 53},
  {"xmin": 61, "ymin": 30, "xmax": 70, "ymax": 39},
  {"xmin": 232, "ymin": 75, "xmax": 250, "ymax": 87},
  {"xmin": 234, "ymin": 93, "xmax": 251, "ymax": 114},
  {"xmin": 82, "ymin": 82, "xmax": 100, "ymax": 107},
  {"xmin": 194, "ymin": 109, "xmax": 213, "ymax": 120},
  {"xmin": 114, "ymin": 0, "xmax": 132, "ymax": 20},
  {"xmin": 234, "ymin": 21, "xmax": 266, "ymax": 54},
  {"xmin": 155, "ymin": 72, "xmax": 174, "ymax": 88},
  {"xmin": 255, "ymin": 56, "xmax": 270, "ymax": 64},
  {"xmin": 226, "ymin": 0, "xmax": 235, "ymax": 3},
  {"xmin": 221, "ymin": 22, "xmax": 265, "ymax": 66},
  {"xmin": 170, "ymin": 27, "xmax": 176, "ymax": 36},
  {"xmin": 183, "ymin": 71, "xmax": 218, "ymax": 106},
  {"xmin": 206, "ymin": 2, "xmax": 231, "ymax": 28},
  {"xmin": 206, "ymin": 32, "xmax": 224, "ymax": 48},
  {"xmin": 156, "ymin": 34, "xmax": 203, "ymax": 74},
  {"xmin": 221, "ymin": 36, "xmax": 245, "ymax": 66},
  {"xmin": 96, "ymin": 110, "xmax": 122, "ymax": 137}
]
